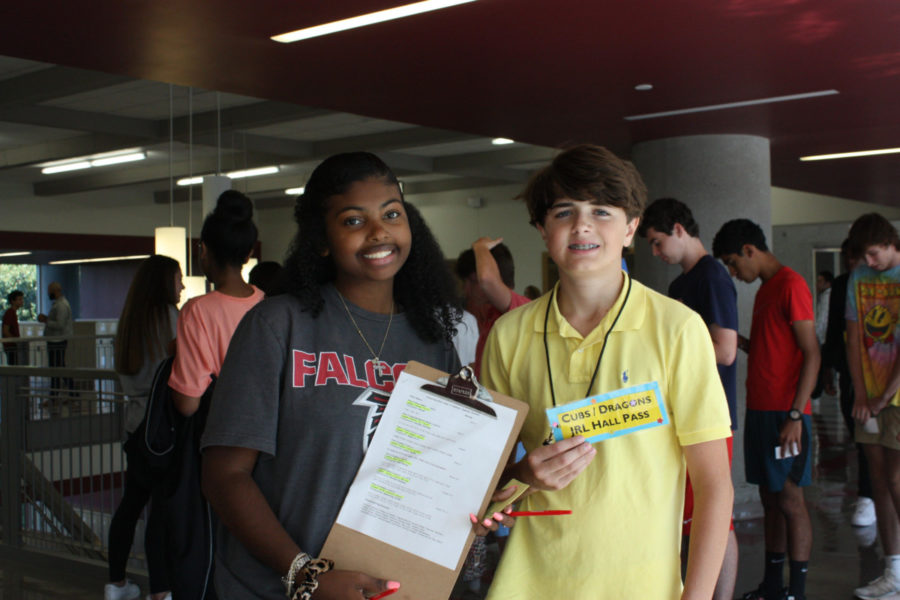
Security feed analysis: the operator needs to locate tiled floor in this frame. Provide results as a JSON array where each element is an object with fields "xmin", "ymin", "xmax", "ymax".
[{"xmin": 0, "ymin": 392, "xmax": 890, "ymax": 599}]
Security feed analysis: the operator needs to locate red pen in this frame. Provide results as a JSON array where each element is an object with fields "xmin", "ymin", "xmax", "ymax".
[
  {"xmin": 507, "ymin": 510, "xmax": 572, "ymax": 517},
  {"xmin": 370, "ymin": 588, "xmax": 399, "ymax": 600}
]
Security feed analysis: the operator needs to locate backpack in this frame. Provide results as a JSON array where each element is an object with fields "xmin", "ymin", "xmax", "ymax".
[
  {"xmin": 123, "ymin": 355, "xmax": 218, "ymax": 599},
  {"xmin": 124, "ymin": 355, "xmax": 178, "ymax": 472}
]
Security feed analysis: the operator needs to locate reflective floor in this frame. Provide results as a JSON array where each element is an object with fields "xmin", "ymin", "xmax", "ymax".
[
  {"xmin": 0, "ymin": 392, "xmax": 888, "ymax": 599},
  {"xmin": 733, "ymin": 393, "xmax": 885, "ymax": 600}
]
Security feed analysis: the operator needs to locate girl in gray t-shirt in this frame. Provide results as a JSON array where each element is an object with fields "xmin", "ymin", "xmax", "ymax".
[{"xmin": 202, "ymin": 152, "xmax": 465, "ymax": 600}]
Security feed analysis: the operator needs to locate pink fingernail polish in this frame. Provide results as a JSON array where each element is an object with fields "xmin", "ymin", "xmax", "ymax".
[
  {"xmin": 387, "ymin": 581, "xmax": 401, "ymax": 590},
  {"xmin": 482, "ymin": 518, "xmax": 492, "ymax": 527},
  {"xmin": 469, "ymin": 513, "xmax": 477, "ymax": 523},
  {"xmin": 493, "ymin": 512, "xmax": 504, "ymax": 520}
]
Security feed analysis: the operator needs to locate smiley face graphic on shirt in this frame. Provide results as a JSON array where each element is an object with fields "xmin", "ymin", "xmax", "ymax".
[{"xmin": 864, "ymin": 304, "xmax": 895, "ymax": 345}]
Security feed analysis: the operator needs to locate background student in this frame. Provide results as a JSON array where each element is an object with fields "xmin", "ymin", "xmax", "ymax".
[
  {"xmin": 456, "ymin": 237, "xmax": 529, "ymax": 377},
  {"xmin": 106, "ymin": 255, "xmax": 181, "ymax": 600},
  {"xmin": 638, "ymin": 197, "xmax": 739, "ymax": 600},
  {"xmin": 3, "ymin": 290, "xmax": 24, "ymax": 365},
  {"xmin": 824, "ymin": 240, "xmax": 875, "ymax": 529},
  {"xmin": 845, "ymin": 214, "xmax": 900, "ymax": 600},
  {"xmin": 166, "ymin": 190, "xmax": 265, "ymax": 599},
  {"xmin": 713, "ymin": 219, "xmax": 818, "ymax": 600}
]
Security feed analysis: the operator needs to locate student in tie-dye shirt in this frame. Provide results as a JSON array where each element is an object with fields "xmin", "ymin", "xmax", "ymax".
[{"xmin": 847, "ymin": 212, "xmax": 900, "ymax": 600}]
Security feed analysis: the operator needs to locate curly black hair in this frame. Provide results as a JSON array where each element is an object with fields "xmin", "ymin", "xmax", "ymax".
[{"xmin": 282, "ymin": 152, "xmax": 460, "ymax": 344}]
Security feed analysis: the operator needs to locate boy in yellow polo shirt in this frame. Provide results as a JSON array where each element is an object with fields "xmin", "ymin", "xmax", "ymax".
[{"xmin": 482, "ymin": 144, "xmax": 733, "ymax": 600}]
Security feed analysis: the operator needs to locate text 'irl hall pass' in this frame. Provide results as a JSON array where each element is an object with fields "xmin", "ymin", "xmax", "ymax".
[{"xmin": 545, "ymin": 381, "xmax": 668, "ymax": 444}]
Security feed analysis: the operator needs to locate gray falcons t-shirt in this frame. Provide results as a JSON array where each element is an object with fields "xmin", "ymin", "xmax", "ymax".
[{"xmin": 201, "ymin": 285, "xmax": 460, "ymax": 599}]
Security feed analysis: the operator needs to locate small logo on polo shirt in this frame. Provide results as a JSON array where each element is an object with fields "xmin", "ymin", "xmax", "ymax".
[{"xmin": 622, "ymin": 370, "xmax": 629, "ymax": 383}]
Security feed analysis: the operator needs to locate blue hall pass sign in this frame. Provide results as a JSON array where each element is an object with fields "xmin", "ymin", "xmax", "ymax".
[{"xmin": 545, "ymin": 381, "xmax": 668, "ymax": 443}]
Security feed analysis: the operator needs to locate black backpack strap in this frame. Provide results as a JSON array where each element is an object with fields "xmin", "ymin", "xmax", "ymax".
[{"xmin": 142, "ymin": 355, "xmax": 178, "ymax": 468}]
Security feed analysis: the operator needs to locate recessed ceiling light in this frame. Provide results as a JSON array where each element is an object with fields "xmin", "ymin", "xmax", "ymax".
[
  {"xmin": 178, "ymin": 166, "xmax": 280, "ymax": 186},
  {"xmin": 624, "ymin": 89, "xmax": 839, "ymax": 121},
  {"xmin": 49, "ymin": 255, "xmax": 151, "ymax": 265},
  {"xmin": 0, "ymin": 251, "xmax": 32, "ymax": 258},
  {"xmin": 634, "ymin": 83, "xmax": 653, "ymax": 91},
  {"xmin": 91, "ymin": 152, "xmax": 145, "ymax": 167},
  {"xmin": 272, "ymin": 0, "xmax": 478, "ymax": 43},
  {"xmin": 177, "ymin": 176, "xmax": 204, "ymax": 186},
  {"xmin": 40, "ymin": 148, "xmax": 146, "ymax": 174},
  {"xmin": 228, "ymin": 166, "xmax": 279, "ymax": 179},
  {"xmin": 285, "ymin": 187, "xmax": 305, "ymax": 195},
  {"xmin": 492, "ymin": 137, "xmax": 515, "ymax": 145},
  {"xmin": 800, "ymin": 147, "xmax": 900, "ymax": 161},
  {"xmin": 42, "ymin": 161, "xmax": 91, "ymax": 174}
]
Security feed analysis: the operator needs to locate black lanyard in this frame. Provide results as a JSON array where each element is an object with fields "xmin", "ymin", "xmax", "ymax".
[{"xmin": 543, "ymin": 274, "xmax": 632, "ymax": 409}]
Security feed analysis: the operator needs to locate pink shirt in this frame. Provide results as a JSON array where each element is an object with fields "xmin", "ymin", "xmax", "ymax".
[{"xmin": 169, "ymin": 287, "xmax": 265, "ymax": 398}]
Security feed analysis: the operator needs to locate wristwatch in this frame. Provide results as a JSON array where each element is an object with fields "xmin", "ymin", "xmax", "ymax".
[{"xmin": 788, "ymin": 408, "xmax": 802, "ymax": 421}]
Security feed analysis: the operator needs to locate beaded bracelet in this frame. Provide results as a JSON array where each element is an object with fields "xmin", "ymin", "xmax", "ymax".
[
  {"xmin": 282, "ymin": 552, "xmax": 311, "ymax": 598},
  {"xmin": 290, "ymin": 557, "xmax": 334, "ymax": 600}
]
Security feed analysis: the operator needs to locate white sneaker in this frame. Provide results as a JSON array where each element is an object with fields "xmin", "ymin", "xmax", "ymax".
[
  {"xmin": 104, "ymin": 580, "xmax": 141, "ymax": 600},
  {"xmin": 855, "ymin": 570, "xmax": 900, "ymax": 599},
  {"xmin": 852, "ymin": 497, "xmax": 878, "ymax": 527},
  {"xmin": 854, "ymin": 523, "xmax": 879, "ymax": 548},
  {"xmin": 145, "ymin": 594, "xmax": 172, "ymax": 600}
]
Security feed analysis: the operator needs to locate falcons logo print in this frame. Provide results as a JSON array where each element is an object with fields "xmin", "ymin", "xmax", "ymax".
[{"xmin": 353, "ymin": 387, "xmax": 391, "ymax": 452}]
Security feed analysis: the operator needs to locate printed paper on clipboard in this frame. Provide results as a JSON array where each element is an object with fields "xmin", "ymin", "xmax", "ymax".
[
  {"xmin": 334, "ymin": 367, "xmax": 518, "ymax": 570},
  {"xmin": 545, "ymin": 381, "xmax": 669, "ymax": 444}
]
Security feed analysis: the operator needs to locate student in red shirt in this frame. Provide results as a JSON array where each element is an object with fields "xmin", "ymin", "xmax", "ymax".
[
  {"xmin": 2, "ymin": 290, "xmax": 24, "ymax": 365},
  {"xmin": 713, "ymin": 219, "xmax": 820, "ymax": 600},
  {"xmin": 455, "ymin": 238, "xmax": 530, "ymax": 377}
]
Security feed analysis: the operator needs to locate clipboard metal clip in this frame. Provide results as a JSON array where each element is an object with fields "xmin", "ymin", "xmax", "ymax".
[{"xmin": 421, "ymin": 366, "xmax": 497, "ymax": 418}]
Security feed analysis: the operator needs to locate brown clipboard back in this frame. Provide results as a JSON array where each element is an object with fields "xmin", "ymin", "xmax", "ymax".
[{"xmin": 320, "ymin": 361, "xmax": 528, "ymax": 600}]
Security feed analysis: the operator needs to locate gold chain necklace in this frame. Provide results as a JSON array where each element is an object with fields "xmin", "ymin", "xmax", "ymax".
[{"xmin": 337, "ymin": 290, "xmax": 394, "ymax": 376}]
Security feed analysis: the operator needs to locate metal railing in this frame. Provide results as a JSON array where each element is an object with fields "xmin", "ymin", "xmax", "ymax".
[
  {"xmin": 1, "ymin": 332, "xmax": 116, "ymax": 371},
  {"xmin": 0, "ymin": 337, "xmax": 148, "ymax": 577}
]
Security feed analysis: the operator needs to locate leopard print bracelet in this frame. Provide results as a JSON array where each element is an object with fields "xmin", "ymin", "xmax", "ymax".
[
  {"xmin": 282, "ymin": 552, "xmax": 311, "ymax": 597},
  {"xmin": 290, "ymin": 557, "xmax": 334, "ymax": 600}
]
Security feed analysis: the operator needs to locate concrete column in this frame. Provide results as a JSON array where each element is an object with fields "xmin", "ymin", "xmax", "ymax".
[{"xmin": 631, "ymin": 134, "xmax": 771, "ymax": 515}]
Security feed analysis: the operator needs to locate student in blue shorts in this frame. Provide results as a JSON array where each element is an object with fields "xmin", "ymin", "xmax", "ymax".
[{"xmin": 713, "ymin": 219, "xmax": 819, "ymax": 600}]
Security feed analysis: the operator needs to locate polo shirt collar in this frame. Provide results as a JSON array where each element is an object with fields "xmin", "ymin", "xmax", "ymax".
[{"xmin": 534, "ymin": 273, "xmax": 646, "ymax": 341}]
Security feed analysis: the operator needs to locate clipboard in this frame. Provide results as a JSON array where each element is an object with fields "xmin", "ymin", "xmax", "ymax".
[{"xmin": 320, "ymin": 361, "xmax": 528, "ymax": 600}]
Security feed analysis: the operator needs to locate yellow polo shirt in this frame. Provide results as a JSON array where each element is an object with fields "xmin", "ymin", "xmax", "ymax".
[{"xmin": 482, "ymin": 275, "xmax": 731, "ymax": 600}]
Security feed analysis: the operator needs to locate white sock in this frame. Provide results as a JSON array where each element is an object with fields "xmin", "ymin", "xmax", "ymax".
[{"xmin": 886, "ymin": 554, "xmax": 900, "ymax": 579}]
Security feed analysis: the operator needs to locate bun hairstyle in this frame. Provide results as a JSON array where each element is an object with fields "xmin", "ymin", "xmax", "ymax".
[{"xmin": 201, "ymin": 190, "xmax": 258, "ymax": 269}]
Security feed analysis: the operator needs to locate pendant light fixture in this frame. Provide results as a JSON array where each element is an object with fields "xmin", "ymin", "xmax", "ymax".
[
  {"xmin": 155, "ymin": 83, "xmax": 187, "ymax": 278},
  {"xmin": 182, "ymin": 85, "xmax": 208, "ymax": 302}
]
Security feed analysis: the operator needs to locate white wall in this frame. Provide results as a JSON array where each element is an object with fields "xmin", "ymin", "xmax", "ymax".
[
  {"xmin": 772, "ymin": 186, "xmax": 900, "ymax": 226},
  {"xmin": 408, "ymin": 185, "xmax": 544, "ymax": 294},
  {"xmin": 255, "ymin": 202, "xmax": 297, "ymax": 263},
  {"xmin": 0, "ymin": 182, "xmax": 205, "ymax": 237}
]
